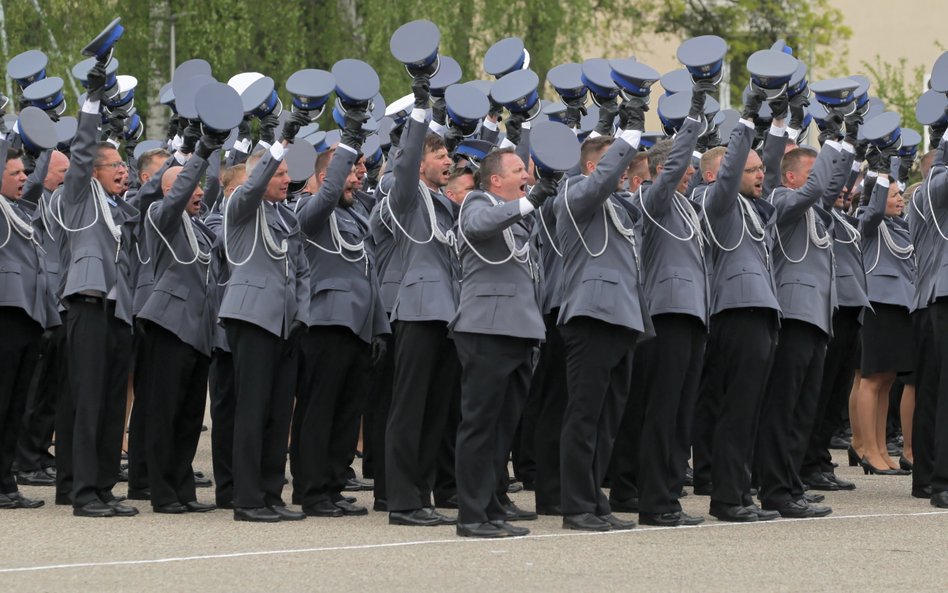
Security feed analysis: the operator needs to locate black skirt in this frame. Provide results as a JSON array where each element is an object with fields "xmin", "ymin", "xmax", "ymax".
[{"xmin": 860, "ymin": 302, "xmax": 915, "ymax": 376}]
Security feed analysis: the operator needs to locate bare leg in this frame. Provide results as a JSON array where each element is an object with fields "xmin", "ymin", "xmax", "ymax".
[
  {"xmin": 848, "ymin": 371, "xmax": 863, "ymax": 454},
  {"xmin": 875, "ymin": 377, "xmax": 896, "ymax": 469},
  {"xmin": 123, "ymin": 373, "xmax": 134, "ymax": 453},
  {"xmin": 900, "ymin": 384, "xmax": 915, "ymax": 464}
]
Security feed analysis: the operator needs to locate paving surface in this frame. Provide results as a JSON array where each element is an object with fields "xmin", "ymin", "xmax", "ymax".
[{"xmin": 3, "ymin": 431, "xmax": 946, "ymax": 593}]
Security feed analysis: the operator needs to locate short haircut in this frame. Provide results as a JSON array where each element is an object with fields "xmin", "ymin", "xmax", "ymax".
[
  {"xmin": 5, "ymin": 148, "xmax": 22, "ymax": 162},
  {"xmin": 221, "ymin": 164, "xmax": 247, "ymax": 194},
  {"xmin": 94, "ymin": 142, "xmax": 119, "ymax": 166},
  {"xmin": 580, "ymin": 136, "xmax": 614, "ymax": 173},
  {"xmin": 700, "ymin": 146, "xmax": 726, "ymax": 177},
  {"xmin": 245, "ymin": 148, "xmax": 267, "ymax": 174},
  {"xmin": 136, "ymin": 148, "xmax": 170, "ymax": 181},
  {"xmin": 314, "ymin": 147, "xmax": 335, "ymax": 180},
  {"xmin": 646, "ymin": 139, "xmax": 674, "ymax": 178},
  {"xmin": 780, "ymin": 146, "xmax": 818, "ymax": 180},
  {"xmin": 921, "ymin": 149, "xmax": 937, "ymax": 178},
  {"xmin": 424, "ymin": 133, "xmax": 446, "ymax": 155},
  {"xmin": 477, "ymin": 147, "xmax": 516, "ymax": 190}
]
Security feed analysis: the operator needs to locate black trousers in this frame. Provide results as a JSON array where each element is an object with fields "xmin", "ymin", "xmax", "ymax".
[
  {"xmin": 208, "ymin": 348, "xmax": 236, "ymax": 507},
  {"xmin": 608, "ymin": 342, "xmax": 647, "ymax": 503},
  {"xmin": 927, "ymin": 300, "xmax": 948, "ymax": 493},
  {"xmin": 297, "ymin": 326, "xmax": 371, "ymax": 507},
  {"xmin": 140, "ymin": 322, "xmax": 209, "ymax": 506},
  {"xmin": 54, "ymin": 311, "xmax": 74, "ymax": 503},
  {"xmin": 369, "ymin": 334, "xmax": 394, "ymax": 503},
  {"xmin": 910, "ymin": 308, "xmax": 937, "ymax": 491},
  {"xmin": 386, "ymin": 320, "xmax": 459, "ymax": 512},
  {"xmin": 628, "ymin": 314, "xmax": 706, "ymax": 514},
  {"xmin": 803, "ymin": 306, "xmax": 861, "ymax": 476},
  {"xmin": 225, "ymin": 320, "xmax": 298, "ymax": 509},
  {"xmin": 127, "ymin": 331, "xmax": 149, "ymax": 491},
  {"xmin": 701, "ymin": 308, "xmax": 778, "ymax": 507},
  {"xmin": 512, "ymin": 363, "xmax": 544, "ymax": 486},
  {"xmin": 15, "ymin": 323, "xmax": 61, "ymax": 473},
  {"xmin": 454, "ymin": 332, "xmax": 534, "ymax": 524},
  {"xmin": 757, "ymin": 320, "xmax": 827, "ymax": 507},
  {"xmin": 692, "ymin": 340, "xmax": 724, "ymax": 491},
  {"xmin": 66, "ymin": 298, "xmax": 132, "ymax": 507},
  {"xmin": 0, "ymin": 307, "xmax": 43, "ymax": 493},
  {"xmin": 532, "ymin": 312, "xmax": 568, "ymax": 509},
  {"xmin": 559, "ymin": 316, "xmax": 639, "ymax": 516},
  {"xmin": 434, "ymin": 377, "xmax": 461, "ymax": 506}
]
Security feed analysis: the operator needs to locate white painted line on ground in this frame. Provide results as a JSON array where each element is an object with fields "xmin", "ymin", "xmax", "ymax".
[{"xmin": 3, "ymin": 509, "xmax": 947, "ymax": 575}]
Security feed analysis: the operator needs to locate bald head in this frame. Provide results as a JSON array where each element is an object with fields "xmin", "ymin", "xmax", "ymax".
[
  {"xmin": 161, "ymin": 165, "xmax": 205, "ymax": 216},
  {"xmin": 44, "ymin": 150, "xmax": 70, "ymax": 192},
  {"xmin": 161, "ymin": 166, "xmax": 183, "ymax": 194}
]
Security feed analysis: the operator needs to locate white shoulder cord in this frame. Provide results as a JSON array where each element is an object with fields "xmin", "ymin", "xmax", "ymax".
[
  {"xmin": 146, "ymin": 205, "xmax": 212, "ymax": 266},
  {"xmin": 50, "ymin": 179, "xmax": 123, "ymax": 261},
  {"xmin": 774, "ymin": 206, "xmax": 831, "ymax": 265},
  {"xmin": 537, "ymin": 202, "xmax": 562, "ymax": 257},
  {"xmin": 924, "ymin": 166, "xmax": 948, "ymax": 242},
  {"xmin": 831, "ymin": 209, "xmax": 861, "ymax": 251},
  {"xmin": 377, "ymin": 195, "xmax": 395, "ymax": 235},
  {"xmin": 562, "ymin": 177, "xmax": 640, "ymax": 269},
  {"xmin": 387, "ymin": 180, "xmax": 456, "ymax": 249},
  {"xmin": 639, "ymin": 185, "xmax": 704, "ymax": 248},
  {"xmin": 222, "ymin": 186, "xmax": 288, "ymax": 270},
  {"xmin": 0, "ymin": 197, "xmax": 37, "ymax": 248},
  {"xmin": 38, "ymin": 197, "xmax": 57, "ymax": 243},
  {"xmin": 306, "ymin": 210, "xmax": 369, "ymax": 275},
  {"xmin": 866, "ymin": 220, "xmax": 914, "ymax": 273},
  {"xmin": 457, "ymin": 192, "xmax": 530, "ymax": 267},
  {"xmin": 701, "ymin": 192, "xmax": 765, "ymax": 252}
]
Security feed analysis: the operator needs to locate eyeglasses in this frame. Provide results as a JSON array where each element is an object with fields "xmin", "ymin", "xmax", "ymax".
[
  {"xmin": 743, "ymin": 166, "xmax": 764, "ymax": 174},
  {"xmin": 95, "ymin": 161, "xmax": 128, "ymax": 170}
]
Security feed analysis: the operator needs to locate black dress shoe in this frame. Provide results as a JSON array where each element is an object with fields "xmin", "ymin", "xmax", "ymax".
[
  {"xmin": 490, "ymin": 520, "xmax": 530, "ymax": 536},
  {"xmin": 423, "ymin": 507, "xmax": 457, "ymax": 525},
  {"xmin": 344, "ymin": 477, "xmax": 374, "ymax": 492},
  {"xmin": 684, "ymin": 465, "xmax": 694, "ymax": 487},
  {"xmin": 17, "ymin": 469, "xmax": 55, "ymax": 486},
  {"xmin": 535, "ymin": 504, "xmax": 562, "ymax": 516},
  {"xmin": 692, "ymin": 483, "xmax": 713, "ymax": 496},
  {"xmin": 303, "ymin": 500, "xmax": 344, "ymax": 517},
  {"xmin": 185, "ymin": 501, "xmax": 217, "ymax": 513},
  {"xmin": 608, "ymin": 497, "xmax": 639, "ymax": 513},
  {"xmin": 599, "ymin": 513, "xmax": 636, "ymax": 530},
  {"xmin": 153, "ymin": 502, "xmax": 188, "ymax": 514},
  {"xmin": 107, "ymin": 499, "xmax": 140, "ymax": 516},
  {"xmin": 680, "ymin": 512, "xmax": 705, "ymax": 526},
  {"xmin": 931, "ymin": 491, "xmax": 948, "ymax": 508},
  {"xmin": 765, "ymin": 499, "xmax": 831, "ymax": 518},
  {"xmin": 73, "ymin": 500, "xmax": 116, "ymax": 518},
  {"xmin": 824, "ymin": 472, "xmax": 855, "ymax": 491},
  {"xmin": 507, "ymin": 481, "xmax": 524, "ymax": 494},
  {"xmin": 194, "ymin": 473, "xmax": 213, "ymax": 488},
  {"xmin": 502, "ymin": 502, "xmax": 537, "ymax": 521},
  {"xmin": 373, "ymin": 498, "xmax": 388, "ymax": 512},
  {"xmin": 0, "ymin": 492, "xmax": 44, "ymax": 509},
  {"xmin": 270, "ymin": 505, "xmax": 306, "ymax": 521},
  {"xmin": 334, "ymin": 499, "xmax": 368, "ymax": 516},
  {"xmin": 829, "ymin": 435, "xmax": 851, "ymax": 450},
  {"xmin": 435, "ymin": 494, "xmax": 458, "ymax": 509},
  {"xmin": 116, "ymin": 467, "xmax": 129, "ymax": 482},
  {"xmin": 216, "ymin": 499, "xmax": 235, "ymax": 510},
  {"xmin": 743, "ymin": 503, "xmax": 779, "ymax": 521},
  {"xmin": 44, "ymin": 467, "xmax": 57, "ymax": 478},
  {"xmin": 456, "ymin": 522, "xmax": 509, "ymax": 538},
  {"xmin": 900, "ymin": 456, "xmax": 914, "ymax": 471},
  {"xmin": 234, "ymin": 507, "xmax": 281, "ymax": 522},
  {"xmin": 639, "ymin": 512, "xmax": 683, "ymax": 527},
  {"xmin": 912, "ymin": 485, "xmax": 932, "ymax": 499},
  {"xmin": 803, "ymin": 491, "xmax": 825, "ymax": 504},
  {"xmin": 709, "ymin": 502, "xmax": 758, "ymax": 523},
  {"xmin": 389, "ymin": 509, "xmax": 440, "ymax": 526},
  {"xmin": 127, "ymin": 487, "xmax": 151, "ymax": 501},
  {"xmin": 563, "ymin": 513, "xmax": 611, "ymax": 532},
  {"xmin": 802, "ymin": 472, "xmax": 841, "ymax": 491}
]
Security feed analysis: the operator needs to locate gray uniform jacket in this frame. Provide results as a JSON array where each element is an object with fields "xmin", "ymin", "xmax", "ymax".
[
  {"xmin": 0, "ymin": 140, "xmax": 53, "ymax": 329},
  {"xmin": 763, "ymin": 132, "xmax": 844, "ymax": 335},
  {"xmin": 861, "ymin": 176, "xmax": 915, "ymax": 308},
  {"xmin": 922, "ymin": 138, "xmax": 948, "ymax": 301},
  {"xmin": 296, "ymin": 145, "xmax": 390, "ymax": 343},
  {"xmin": 701, "ymin": 122, "xmax": 781, "ymax": 315},
  {"xmin": 218, "ymin": 147, "xmax": 305, "ymax": 338},
  {"xmin": 203, "ymin": 209, "xmax": 230, "ymax": 352},
  {"xmin": 128, "ymin": 156, "xmax": 178, "ymax": 317},
  {"xmin": 533, "ymin": 201, "xmax": 564, "ymax": 315},
  {"xmin": 552, "ymin": 133, "xmax": 650, "ymax": 332},
  {"xmin": 388, "ymin": 115, "xmax": 460, "ymax": 324},
  {"xmin": 369, "ymin": 174, "xmax": 404, "ymax": 314},
  {"xmin": 638, "ymin": 117, "xmax": 709, "ymax": 325},
  {"xmin": 57, "ymin": 108, "xmax": 140, "ymax": 326},
  {"xmin": 451, "ymin": 191, "xmax": 545, "ymax": 340},
  {"xmin": 138, "ymin": 154, "xmax": 215, "ymax": 356},
  {"xmin": 21, "ymin": 150, "xmax": 62, "ymax": 327}
]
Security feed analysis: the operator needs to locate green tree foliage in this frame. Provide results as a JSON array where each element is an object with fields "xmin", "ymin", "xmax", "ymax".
[{"xmin": 643, "ymin": 0, "xmax": 853, "ymax": 104}]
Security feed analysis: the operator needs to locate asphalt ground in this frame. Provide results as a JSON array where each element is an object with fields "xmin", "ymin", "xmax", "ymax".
[{"xmin": 3, "ymin": 432, "xmax": 947, "ymax": 593}]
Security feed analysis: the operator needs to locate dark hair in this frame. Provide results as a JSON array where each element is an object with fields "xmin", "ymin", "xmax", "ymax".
[
  {"xmin": 136, "ymin": 148, "xmax": 170, "ymax": 181},
  {"xmin": 646, "ymin": 139, "xmax": 674, "ymax": 177},
  {"xmin": 424, "ymin": 133, "xmax": 446, "ymax": 155},
  {"xmin": 5, "ymin": 148, "xmax": 22, "ymax": 162},
  {"xmin": 580, "ymin": 136, "xmax": 614, "ymax": 173},
  {"xmin": 314, "ymin": 147, "xmax": 335, "ymax": 179},
  {"xmin": 94, "ymin": 142, "xmax": 120, "ymax": 166},
  {"xmin": 476, "ymin": 147, "xmax": 516, "ymax": 190}
]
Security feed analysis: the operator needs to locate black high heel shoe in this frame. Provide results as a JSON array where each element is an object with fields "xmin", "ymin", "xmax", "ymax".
[
  {"xmin": 899, "ymin": 455, "xmax": 914, "ymax": 471},
  {"xmin": 860, "ymin": 456, "xmax": 910, "ymax": 476},
  {"xmin": 848, "ymin": 446, "xmax": 861, "ymax": 467}
]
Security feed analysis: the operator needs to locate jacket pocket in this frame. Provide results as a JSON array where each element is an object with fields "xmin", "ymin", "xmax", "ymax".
[
  {"xmin": 400, "ymin": 267, "xmax": 441, "ymax": 317},
  {"xmin": 579, "ymin": 267, "xmax": 620, "ymax": 312},
  {"xmin": 227, "ymin": 275, "xmax": 266, "ymax": 311},
  {"xmin": 72, "ymin": 246, "xmax": 106, "ymax": 290},
  {"xmin": 720, "ymin": 264, "xmax": 762, "ymax": 305},
  {"xmin": 656, "ymin": 267, "xmax": 694, "ymax": 309},
  {"xmin": 471, "ymin": 282, "xmax": 517, "ymax": 328},
  {"xmin": 779, "ymin": 273, "xmax": 817, "ymax": 314}
]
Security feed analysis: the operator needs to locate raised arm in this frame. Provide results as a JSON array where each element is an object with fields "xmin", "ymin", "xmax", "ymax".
[
  {"xmin": 298, "ymin": 145, "xmax": 358, "ymax": 236},
  {"xmin": 203, "ymin": 149, "xmax": 223, "ymax": 213},
  {"xmin": 820, "ymin": 142, "xmax": 856, "ymax": 210},
  {"xmin": 643, "ymin": 116, "xmax": 701, "ymax": 216},
  {"xmin": 62, "ymin": 105, "xmax": 101, "ymax": 205},
  {"xmin": 150, "ymin": 153, "xmax": 209, "ymax": 234},
  {"xmin": 21, "ymin": 149, "xmax": 51, "ymax": 205},
  {"xmin": 702, "ymin": 122, "xmax": 754, "ymax": 219},
  {"xmin": 226, "ymin": 143, "xmax": 284, "ymax": 225},
  {"xmin": 559, "ymin": 130, "xmax": 641, "ymax": 220},
  {"xmin": 773, "ymin": 142, "xmax": 837, "ymax": 224},
  {"xmin": 860, "ymin": 173, "xmax": 889, "ymax": 235},
  {"xmin": 460, "ymin": 192, "xmax": 529, "ymax": 242},
  {"xmin": 389, "ymin": 112, "xmax": 428, "ymax": 217},
  {"xmin": 127, "ymin": 155, "xmax": 177, "ymax": 225},
  {"xmin": 928, "ymin": 133, "xmax": 948, "ymax": 209},
  {"xmin": 761, "ymin": 122, "xmax": 788, "ymax": 198}
]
